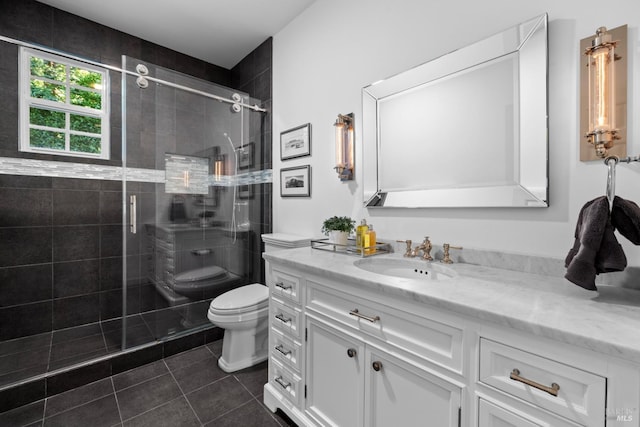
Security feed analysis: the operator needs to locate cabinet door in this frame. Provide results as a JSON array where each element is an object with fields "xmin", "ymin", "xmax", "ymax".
[
  {"xmin": 306, "ymin": 318, "xmax": 365, "ymax": 427},
  {"xmin": 365, "ymin": 348, "xmax": 461, "ymax": 427}
]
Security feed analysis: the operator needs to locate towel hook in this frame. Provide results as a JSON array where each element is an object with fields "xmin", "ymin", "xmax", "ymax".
[{"xmin": 605, "ymin": 156, "xmax": 619, "ymax": 209}]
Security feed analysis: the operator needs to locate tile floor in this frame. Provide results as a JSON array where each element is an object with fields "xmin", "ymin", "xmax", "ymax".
[
  {"xmin": 0, "ymin": 341, "xmax": 296, "ymax": 427},
  {"xmin": 0, "ymin": 303, "xmax": 211, "ymax": 388}
]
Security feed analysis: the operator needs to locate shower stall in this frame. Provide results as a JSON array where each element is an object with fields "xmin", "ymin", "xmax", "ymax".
[{"xmin": 0, "ymin": 38, "xmax": 270, "ymax": 400}]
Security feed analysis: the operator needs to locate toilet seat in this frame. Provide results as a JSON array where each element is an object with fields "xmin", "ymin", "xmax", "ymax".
[
  {"xmin": 209, "ymin": 283, "xmax": 268, "ymax": 315},
  {"xmin": 174, "ymin": 265, "xmax": 228, "ymax": 283}
]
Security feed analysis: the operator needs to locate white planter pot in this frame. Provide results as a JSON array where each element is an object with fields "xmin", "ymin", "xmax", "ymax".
[{"xmin": 328, "ymin": 230, "xmax": 349, "ymax": 246}]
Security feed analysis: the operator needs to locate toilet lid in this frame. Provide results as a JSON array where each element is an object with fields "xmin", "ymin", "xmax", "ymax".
[
  {"xmin": 174, "ymin": 266, "xmax": 227, "ymax": 283},
  {"xmin": 211, "ymin": 283, "xmax": 268, "ymax": 311}
]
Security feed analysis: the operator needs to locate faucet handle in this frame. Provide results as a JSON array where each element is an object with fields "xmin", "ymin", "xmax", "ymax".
[
  {"xmin": 441, "ymin": 243, "xmax": 462, "ymax": 264},
  {"xmin": 396, "ymin": 240, "xmax": 413, "ymax": 257}
]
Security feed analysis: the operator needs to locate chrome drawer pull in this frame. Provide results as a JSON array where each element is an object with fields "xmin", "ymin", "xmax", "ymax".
[
  {"xmin": 510, "ymin": 369, "xmax": 560, "ymax": 397},
  {"xmin": 349, "ymin": 308, "xmax": 380, "ymax": 323},
  {"xmin": 275, "ymin": 344, "xmax": 292, "ymax": 356},
  {"xmin": 275, "ymin": 281, "xmax": 293, "ymax": 290},
  {"xmin": 275, "ymin": 313, "xmax": 292, "ymax": 324},
  {"xmin": 274, "ymin": 376, "xmax": 291, "ymax": 389}
]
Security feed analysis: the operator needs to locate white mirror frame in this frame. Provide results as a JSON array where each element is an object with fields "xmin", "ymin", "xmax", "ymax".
[{"xmin": 362, "ymin": 14, "xmax": 548, "ymax": 208}]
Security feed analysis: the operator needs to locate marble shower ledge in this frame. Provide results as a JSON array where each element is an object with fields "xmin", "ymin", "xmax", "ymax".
[
  {"xmin": 264, "ymin": 247, "xmax": 640, "ymax": 362},
  {"xmin": 0, "ymin": 156, "xmax": 272, "ymax": 185}
]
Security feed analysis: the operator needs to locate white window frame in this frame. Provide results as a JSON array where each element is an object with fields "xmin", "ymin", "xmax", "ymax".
[{"xmin": 19, "ymin": 47, "xmax": 110, "ymax": 160}]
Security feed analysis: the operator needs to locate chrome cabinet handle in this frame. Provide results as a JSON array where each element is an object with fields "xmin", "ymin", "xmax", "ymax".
[
  {"xmin": 510, "ymin": 369, "xmax": 560, "ymax": 397},
  {"xmin": 275, "ymin": 281, "xmax": 292, "ymax": 290},
  {"xmin": 349, "ymin": 308, "xmax": 380, "ymax": 323},
  {"xmin": 275, "ymin": 313, "xmax": 292, "ymax": 324},
  {"xmin": 372, "ymin": 361, "xmax": 383, "ymax": 372},
  {"xmin": 275, "ymin": 344, "xmax": 291, "ymax": 356},
  {"xmin": 347, "ymin": 348, "xmax": 357, "ymax": 358},
  {"xmin": 274, "ymin": 376, "xmax": 291, "ymax": 389},
  {"xmin": 130, "ymin": 195, "xmax": 137, "ymax": 234}
]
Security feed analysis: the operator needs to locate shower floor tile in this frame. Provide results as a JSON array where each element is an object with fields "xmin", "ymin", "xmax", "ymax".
[
  {"xmin": 0, "ymin": 344, "xmax": 296, "ymax": 427},
  {"xmin": 0, "ymin": 304, "xmax": 209, "ymax": 388}
]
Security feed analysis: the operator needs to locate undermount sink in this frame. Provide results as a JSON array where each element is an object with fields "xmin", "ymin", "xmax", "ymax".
[{"xmin": 354, "ymin": 257, "xmax": 457, "ymax": 281}]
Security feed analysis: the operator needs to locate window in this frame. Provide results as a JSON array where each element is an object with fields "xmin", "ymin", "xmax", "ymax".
[{"xmin": 19, "ymin": 47, "xmax": 110, "ymax": 159}]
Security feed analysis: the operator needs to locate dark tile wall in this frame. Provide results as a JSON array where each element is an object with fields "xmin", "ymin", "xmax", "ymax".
[
  {"xmin": 0, "ymin": 1, "xmax": 272, "ymax": 340},
  {"xmin": 0, "ymin": 0, "xmax": 231, "ymax": 165},
  {"xmin": 0, "ymin": 175, "xmax": 136, "ymax": 340},
  {"xmin": 232, "ymin": 38, "xmax": 273, "ymax": 285}
]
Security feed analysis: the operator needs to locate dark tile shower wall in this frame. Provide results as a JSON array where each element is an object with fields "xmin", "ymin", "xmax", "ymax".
[
  {"xmin": 0, "ymin": 0, "xmax": 273, "ymax": 341},
  {"xmin": 232, "ymin": 38, "xmax": 273, "ymax": 285},
  {"xmin": 0, "ymin": 175, "xmax": 126, "ymax": 340}
]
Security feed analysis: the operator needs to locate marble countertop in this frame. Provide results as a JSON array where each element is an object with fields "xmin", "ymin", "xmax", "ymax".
[{"xmin": 264, "ymin": 247, "xmax": 640, "ymax": 362}]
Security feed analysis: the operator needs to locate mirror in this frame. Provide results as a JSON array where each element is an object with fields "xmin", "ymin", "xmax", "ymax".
[{"xmin": 362, "ymin": 14, "xmax": 548, "ymax": 208}]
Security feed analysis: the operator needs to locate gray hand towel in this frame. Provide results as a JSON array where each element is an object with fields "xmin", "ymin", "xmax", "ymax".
[
  {"xmin": 565, "ymin": 196, "xmax": 627, "ymax": 290},
  {"xmin": 612, "ymin": 196, "xmax": 640, "ymax": 245}
]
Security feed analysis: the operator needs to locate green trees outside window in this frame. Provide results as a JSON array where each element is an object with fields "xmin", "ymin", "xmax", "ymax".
[{"xmin": 21, "ymin": 48, "xmax": 109, "ymax": 158}]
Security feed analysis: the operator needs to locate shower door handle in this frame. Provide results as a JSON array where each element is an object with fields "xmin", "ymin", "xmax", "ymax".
[{"xmin": 130, "ymin": 195, "xmax": 137, "ymax": 234}]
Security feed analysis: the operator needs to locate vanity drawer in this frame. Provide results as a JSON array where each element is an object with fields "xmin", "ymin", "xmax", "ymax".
[
  {"xmin": 306, "ymin": 281, "xmax": 463, "ymax": 372},
  {"xmin": 270, "ymin": 296, "xmax": 303, "ymax": 339},
  {"xmin": 270, "ymin": 268, "xmax": 301, "ymax": 304},
  {"xmin": 270, "ymin": 327, "xmax": 302, "ymax": 373},
  {"xmin": 270, "ymin": 357, "xmax": 302, "ymax": 407},
  {"xmin": 479, "ymin": 338, "xmax": 605, "ymax": 425},
  {"xmin": 478, "ymin": 399, "xmax": 581, "ymax": 427}
]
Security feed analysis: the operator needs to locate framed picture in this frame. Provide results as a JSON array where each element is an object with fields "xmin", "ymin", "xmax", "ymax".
[
  {"xmin": 238, "ymin": 184, "xmax": 253, "ymax": 199},
  {"xmin": 238, "ymin": 142, "xmax": 255, "ymax": 170},
  {"xmin": 281, "ymin": 165, "xmax": 311, "ymax": 197},
  {"xmin": 280, "ymin": 123, "xmax": 311, "ymax": 160}
]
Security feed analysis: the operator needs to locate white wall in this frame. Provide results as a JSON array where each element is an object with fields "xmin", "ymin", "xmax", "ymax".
[{"xmin": 272, "ymin": 0, "xmax": 640, "ymax": 263}]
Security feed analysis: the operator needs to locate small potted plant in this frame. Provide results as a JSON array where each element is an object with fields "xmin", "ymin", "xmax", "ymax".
[{"xmin": 321, "ymin": 216, "xmax": 356, "ymax": 246}]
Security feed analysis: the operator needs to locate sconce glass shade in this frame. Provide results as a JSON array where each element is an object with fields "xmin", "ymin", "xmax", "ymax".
[
  {"xmin": 580, "ymin": 25, "xmax": 628, "ymax": 161},
  {"xmin": 334, "ymin": 113, "xmax": 354, "ymax": 180},
  {"xmin": 586, "ymin": 27, "xmax": 617, "ymax": 157}
]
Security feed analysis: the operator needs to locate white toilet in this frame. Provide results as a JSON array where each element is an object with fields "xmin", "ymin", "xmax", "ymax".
[
  {"xmin": 208, "ymin": 283, "xmax": 269, "ymax": 372},
  {"xmin": 207, "ymin": 233, "xmax": 311, "ymax": 372}
]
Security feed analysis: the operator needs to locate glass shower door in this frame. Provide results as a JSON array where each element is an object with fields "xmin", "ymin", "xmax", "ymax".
[{"xmin": 121, "ymin": 56, "xmax": 252, "ymax": 347}]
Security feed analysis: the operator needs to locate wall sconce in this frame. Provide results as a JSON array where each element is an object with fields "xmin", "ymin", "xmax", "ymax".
[
  {"xmin": 580, "ymin": 25, "xmax": 627, "ymax": 160},
  {"xmin": 213, "ymin": 154, "xmax": 225, "ymax": 182},
  {"xmin": 334, "ymin": 113, "xmax": 354, "ymax": 180}
]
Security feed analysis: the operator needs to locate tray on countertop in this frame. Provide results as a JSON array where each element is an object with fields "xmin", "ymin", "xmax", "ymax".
[{"xmin": 311, "ymin": 238, "xmax": 391, "ymax": 257}]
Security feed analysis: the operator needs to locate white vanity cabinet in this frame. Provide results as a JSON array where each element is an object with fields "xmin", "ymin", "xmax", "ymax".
[
  {"xmin": 265, "ymin": 264, "xmax": 305, "ymax": 413},
  {"xmin": 263, "ymin": 251, "xmax": 640, "ymax": 427},
  {"xmin": 306, "ymin": 315, "xmax": 461, "ymax": 427},
  {"xmin": 264, "ymin": 260, "xmax": 464, "ymax": 427}
]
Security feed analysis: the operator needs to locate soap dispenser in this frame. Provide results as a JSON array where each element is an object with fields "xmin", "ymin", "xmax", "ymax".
[
  {"xmin": 364, "ymin": 223, "xmax": 376, "ymax": 255},
  {"xmin": 356, "ymin": 219, "xmax": 368, "ymax": 252}
]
